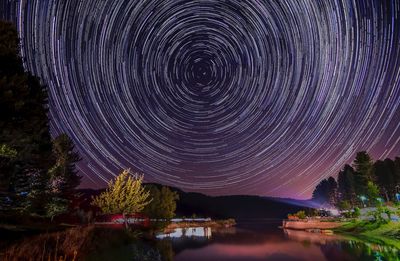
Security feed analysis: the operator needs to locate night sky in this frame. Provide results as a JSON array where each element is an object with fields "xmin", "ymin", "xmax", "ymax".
[{"xmin": 1, "ymin": 0, "xmax": 400, "ymax": 198}]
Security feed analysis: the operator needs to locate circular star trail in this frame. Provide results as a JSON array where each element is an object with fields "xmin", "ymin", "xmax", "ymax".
[{"xmin": 2, "ymin": 0, "xmax": 400, "ymax": 198}]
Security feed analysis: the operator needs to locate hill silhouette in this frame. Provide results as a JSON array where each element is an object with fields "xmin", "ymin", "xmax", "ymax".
[{"xmin": 79, "ymin": 183, "xmax": 308, "ymax": 219}]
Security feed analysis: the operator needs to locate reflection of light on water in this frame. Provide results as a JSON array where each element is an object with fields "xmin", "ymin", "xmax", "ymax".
[{"xmin": 156, "ymin": 227, "xmax": 212, "ymax": 239}]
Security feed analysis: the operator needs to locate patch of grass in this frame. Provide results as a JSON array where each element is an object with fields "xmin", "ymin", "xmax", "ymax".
[
  {"xmin": 335, "ymin": 221, "xmax": 400, "ymax": 249},
  {"xmin": 361, "ymin": 222, "xmax": 400, "ymax": 248}
]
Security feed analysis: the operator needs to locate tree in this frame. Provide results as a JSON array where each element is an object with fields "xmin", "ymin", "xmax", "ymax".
[
  {"xmin": 92, "ymin": 169, "xmax": 152, "ymax": 220},
  {"xmin": 366, "ymin": 181, "xmax": 380, "ymax": 207},
  {"xmin": 327, "ymin": 177, "xmax": 338, "ymax": 206},
  {"xmin": 353, "ymin": 207, "xmax": 361, "ymax": 218},
  {"xmin": 294, "ymin": 210, "xmax": 306, "ymax": 219},
  {"xmin": 353, "ymin": 151, "xmax": 374, "ymax": 195},
  {"xmin": 0, "ymin": 144, "xmax": 17, "ymax": 209},
  {"xmin": 374, "ymin": 159, "xmax": 395, "ymax": 201},
  {"xmin": 312, "ymin": 179, "xmax": 330, "ymax": 205},
  {"xmin": 337, "ymin": 164, "xmax": 356, "ymax": 206},
  {"xmin": 49, "ymin": 134, "xmax": 81, "ymax": 199},
  {"xmin": 337, "ymin": 200, "xmax": 351, "ymax": 211},
  {"xmin": 0, "ymin": 21, "xmax": 53, "ymax": 215},
  {"xmin": 45, "ymin": 197, "xmax": 68, "ymax": 221},
  {"xmin": 394, "ymin": 157, "xmax": 400, "ymax": 193},
  {"xmin": 143, "ymin": 185, "xmax": 179, "ymax": 219}
]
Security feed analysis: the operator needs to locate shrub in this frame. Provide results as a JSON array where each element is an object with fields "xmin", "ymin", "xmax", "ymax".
[
  {"xmin": 353, "ymin": 207, "xmax": 360, "ymax": 218},
  {"xmin": 288, "ymin": 210, "xmax": 306, "ymax": 220}
]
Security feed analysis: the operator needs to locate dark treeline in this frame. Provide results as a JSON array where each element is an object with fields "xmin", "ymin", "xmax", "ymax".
[
  {"xmin": 312, "ymin": 151, "xmax": 400, "ymax": 209},
  {"xmin": 0, "ymin": 21, "xmax": 80, "ymax": 220}
]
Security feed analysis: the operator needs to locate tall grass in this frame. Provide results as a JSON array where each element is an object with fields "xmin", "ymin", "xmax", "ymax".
[{"xmin": 1, "ymin": 225, "xmax": 132, "ymax": 260}]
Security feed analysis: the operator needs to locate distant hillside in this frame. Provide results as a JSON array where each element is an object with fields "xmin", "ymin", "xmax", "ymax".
[
  {"xmin": 78, "ymin": 184, "xmax": 309, "ymax": 219},
  {"xmin": 174, "ymin": 192, "xmax": 308, "ymax": 219}
]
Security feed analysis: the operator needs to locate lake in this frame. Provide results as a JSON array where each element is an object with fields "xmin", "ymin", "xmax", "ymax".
[
  {"xmin": 3, "ymin": 220, "xmax": 398, "ymax": 260},
  {"xmin": 155, "ymin": 220, "xmax": 399, "ymax": 261}
]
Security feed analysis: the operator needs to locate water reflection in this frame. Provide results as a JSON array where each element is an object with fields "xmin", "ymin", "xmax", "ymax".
[
  {"xmin": 284, "ymin": 229, "xmax": 400, "ymax": 261},
  {"xmin": 155, "ymin": 222, "xmax": 400, "ymax": 261},
  {"xmin": 156, "ymin": 227, "xmax": 212, "ymax": 239}
]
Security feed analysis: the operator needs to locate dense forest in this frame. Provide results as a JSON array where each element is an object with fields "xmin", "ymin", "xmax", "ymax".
[
  {"xmin": 312, "ymin": 151, "xmax": 400, "ymax": 209},
  {"xmin": 0, "ymin": 21, "xmax": 81, "ymax": 220}
]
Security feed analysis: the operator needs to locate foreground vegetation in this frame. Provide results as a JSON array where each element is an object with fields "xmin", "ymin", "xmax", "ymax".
[
  {"xmin": 312, "ymin": 151, "xmax": 400, "ymax": 210},
  {"xmin": 335, "ymin": 220, "xmax": 400, "ymax": 249},
  {"xmin": 0, "ymin": 20, "xmax": 82, "ymax": 224},
  {"xmin": 0, "ymin": 21, "xmax": 185, "ymax": 260},
  {"xmin": 1, "ymin": 225, "xmax": 167, "ymax": 261}
]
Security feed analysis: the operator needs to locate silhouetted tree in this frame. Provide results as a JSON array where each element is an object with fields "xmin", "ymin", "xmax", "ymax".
[
  {"xmin": 312, "ymin": 152, "xmax": 400, "ymax": 209},
  {"xmin": 327, "ymin": 177, "xmax": 338, "ymax": 206},
  {"xmin": 374, "ymin": 159, "xmax": 395, "ymax": 201},
  {"xmin": 0, "ymin": 21, "xmax": 53, "ymax": 214},
  {"xmin": 312, "ymin": 179, "xmax": 329, "ymax": 204},
  {"xmin": 353, "ymin": 151, "xmax": 374, "ymax": 195},
  {"xmin": 337, "ymin": 164, "xmax": 356, "ymax": 206},
  {"xmin": 394, "ymin": 157, "xmax": 400, "ymax": 192}
]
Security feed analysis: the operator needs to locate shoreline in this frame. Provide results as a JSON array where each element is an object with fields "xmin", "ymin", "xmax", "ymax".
[
  {"xmin": 333, "ymin": 221, "xmax": 400, "ymax": 248},
  {"xmin": 282, "ymin": 219, "xmax": 343, "ymax": 230},
  {"xmin": 283, "ymin": 219, "xmax": 400, "ymax": 249},
  {"xmin": 164, "ymin": 218, "xmax": 236, "ymax": 230}
]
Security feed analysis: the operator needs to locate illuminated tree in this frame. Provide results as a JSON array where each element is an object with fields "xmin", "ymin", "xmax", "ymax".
[
  {"xmin": 92, "ymin": 169, "xmax": 152, "ymax": 216},
  {"xmin": 366, "ymin": 181, "xmax": 380, "ymax": 207}
]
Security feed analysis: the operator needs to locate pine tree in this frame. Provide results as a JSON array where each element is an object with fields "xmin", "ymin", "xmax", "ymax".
[
  {"xmin": 337, "ymin": 164, "xmax": 356, "ymax": 206},
  {"xmin": 394, "ymin": 157, "xmax": 400, "ymax": 193},
  {"xmin": 0, "ymin": 21, "xmax": 53, "ymax": 215},
  {"xmin": 49, "ymin": 134, "xmax": 81, "ymax": 199},
  {"xmin": 374, "ymin": 159, "xmax": 395, "ymax": 201},
  {"xmin": 327, "ymin": 177, "xmax": 338, "ymax": 206},
  {"xmin": 353, "ymin": 151, "xmax": 374, "ymax": 195},
  {"xmin": 312, "ymin": 179, "xmax": 330, "ymax": 205},
  {"xmin": 0, "ymin": 144, "xmax": 17, "ymax": 211}
]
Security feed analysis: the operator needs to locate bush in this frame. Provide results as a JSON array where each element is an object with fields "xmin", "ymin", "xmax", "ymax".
[
  {"xmin": 288, "ymin": 210, "xmax": 306, "ymax": 220},
  {"xmin": 338, "ymin": 201, "xmax": 351, "ymax": 211},
  {"xmin": 353, "ymin": 207, "xmax": 360, "ymax": 218}
]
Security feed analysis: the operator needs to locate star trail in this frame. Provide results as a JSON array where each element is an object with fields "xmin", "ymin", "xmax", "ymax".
[{"xmin": 1, "ymin": 0, "xmax": 400, "ymax": 198}]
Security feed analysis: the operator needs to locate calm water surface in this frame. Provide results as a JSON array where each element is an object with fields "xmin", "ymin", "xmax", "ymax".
[{"xmin": 155, "ymin": 220, "xmax": 399, "ymax": 261}]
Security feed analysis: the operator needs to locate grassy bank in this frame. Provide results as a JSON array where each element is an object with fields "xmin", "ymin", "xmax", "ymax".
[
  {"xmin": 0, "ymin": 225, "xmax": 156, "ymax": 261},
  {"xmin": 335, "ymin": 221, "xmax": 400, "ymax": 248}
]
